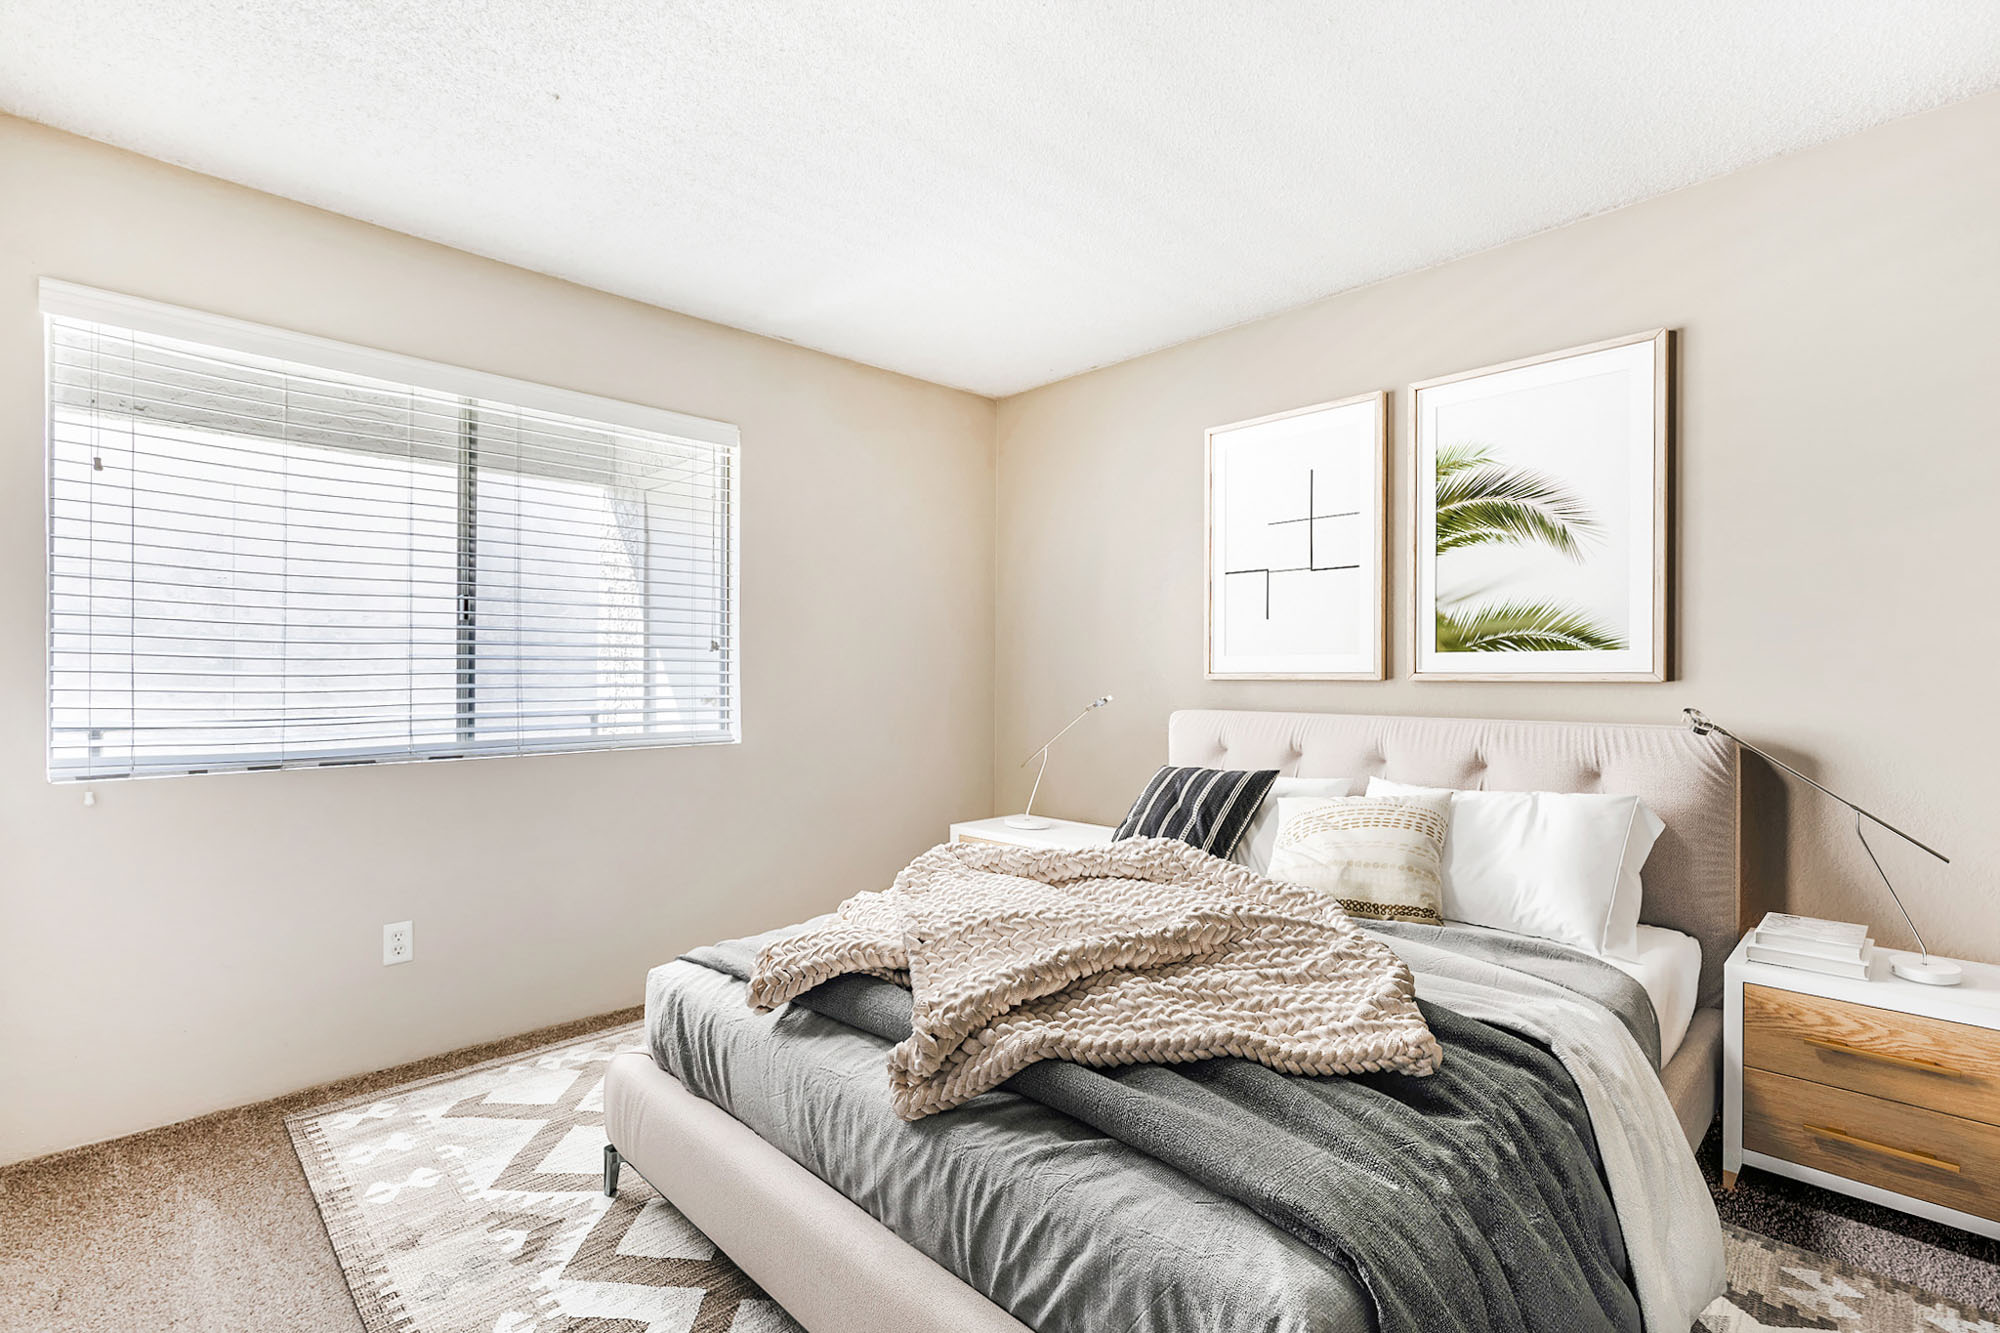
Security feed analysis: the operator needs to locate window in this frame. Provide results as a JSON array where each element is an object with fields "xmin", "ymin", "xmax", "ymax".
[{"xmin": 44, "ymin": 282, "xmax": 738, "ymax": 780}]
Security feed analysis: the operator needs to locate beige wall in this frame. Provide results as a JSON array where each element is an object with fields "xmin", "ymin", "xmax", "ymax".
[
  {"xmin": 0, "ymin": 116, "xmax": 995, "ymax": 1165},
  {"xmin": 7, "ymin": 87, "xmax": 1999, "ymax": 1165},
  {"xmin": 995, "ymin": 91, "xmax": 2000, "ymax": 964}
]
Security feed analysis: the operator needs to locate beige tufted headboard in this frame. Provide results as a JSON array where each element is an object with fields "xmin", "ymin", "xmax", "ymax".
[{"xmin": 1169, "ymin": 710, "xmax": 1744, "ymax": 1009}]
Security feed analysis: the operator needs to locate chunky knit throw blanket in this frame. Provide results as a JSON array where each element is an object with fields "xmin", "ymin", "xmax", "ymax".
[{"xmin": 748, "ymin": 837, "xmax": 1441, "ymax": 1118}]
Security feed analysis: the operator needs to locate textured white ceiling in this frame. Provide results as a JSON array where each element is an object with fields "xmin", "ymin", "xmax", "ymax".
[{"xmin": 4, "ymin": 3, "xmax": 1999, "ymax": 396}]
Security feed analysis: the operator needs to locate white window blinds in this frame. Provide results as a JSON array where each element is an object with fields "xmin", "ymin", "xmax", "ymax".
[{"xmin": 44, "ymin": 283, "xmax": 739, "ymax": 781}]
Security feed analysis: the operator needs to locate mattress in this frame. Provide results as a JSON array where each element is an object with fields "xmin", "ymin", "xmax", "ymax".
[{"xmin": 1603, "ymin": 924, "xmax": 1703, "ymax": 1065}]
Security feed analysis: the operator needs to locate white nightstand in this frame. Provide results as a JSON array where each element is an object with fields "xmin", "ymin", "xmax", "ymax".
[
  {"xmin": 1724, "ymin": 933, "xmax": 2000, "ymax": 1238},
  {"xmin": 949, "ymin": 817, "xmax": 1117, "ymax": 850}
]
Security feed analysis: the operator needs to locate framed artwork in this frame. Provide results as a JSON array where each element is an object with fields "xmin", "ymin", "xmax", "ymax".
[
  {"xmin": 1410, "ymin": 329, "xmax": 1671, "ymax": 682},
  {"xmin": 1206, "ymin": 391, "xmax": 1387, "ymax": 679}
]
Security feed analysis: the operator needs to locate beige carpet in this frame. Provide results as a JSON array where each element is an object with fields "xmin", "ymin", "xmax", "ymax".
[{"xmin": 0, "ymin": 1008, "xmax": 638, "ymax": 1333}]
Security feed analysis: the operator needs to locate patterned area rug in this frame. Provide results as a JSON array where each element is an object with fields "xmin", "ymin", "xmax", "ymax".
[
  {"xmin": 1702, "ymin": 1224, "xmax": 1997, "ymax": 1331},
  {"xmin": 287, "ymin": 1022, "xmax": 798, "ymax": 1332},
  {"xmin": 291, "ymin": 1023, "xmax": 1996, "ymax": 1333}
]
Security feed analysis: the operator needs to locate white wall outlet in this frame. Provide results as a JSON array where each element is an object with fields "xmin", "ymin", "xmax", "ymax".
[{"xmin": 383, "ymin": 921, "xmax": 414, "ymax": 966}]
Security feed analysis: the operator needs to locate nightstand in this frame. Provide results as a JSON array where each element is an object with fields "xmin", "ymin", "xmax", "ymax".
[
  {"xmin": 948, "ymin": 816, "xmax": 1117, "ymax": 850},
  {"xmin": 1724, "ymin": 933, "xmax": 2000, "ymax": 1239}
]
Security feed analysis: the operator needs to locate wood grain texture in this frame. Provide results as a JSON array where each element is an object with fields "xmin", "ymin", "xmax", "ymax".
[
  {"xmin": 1742, "ymin": 1067, "xmax": 2000, "ymax": 1222},
  {"xmin": 1743, "ymin": 984, "xmax": 2000, "ymax": 1125}
]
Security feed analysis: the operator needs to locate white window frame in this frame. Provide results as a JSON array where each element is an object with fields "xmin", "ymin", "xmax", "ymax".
[{"xmin": 41, "ymin": 279, "xmax": 743, "ymax": 780}]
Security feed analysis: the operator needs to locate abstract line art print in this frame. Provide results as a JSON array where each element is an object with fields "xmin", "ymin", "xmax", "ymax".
[{"xmin": 1206, "ymin": 392, "xmax": 1386, "ymax": 679}]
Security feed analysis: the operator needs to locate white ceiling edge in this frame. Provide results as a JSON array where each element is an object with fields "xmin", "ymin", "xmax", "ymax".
[
  {"xmin": 1054, "ymin": 90, "xmax": 2000, "ymax": 391},
  {"xmin": 3, "ymin": 2, "xmax": 1998, "ymax": 398}
]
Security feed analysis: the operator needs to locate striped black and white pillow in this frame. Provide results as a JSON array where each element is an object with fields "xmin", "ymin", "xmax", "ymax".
[{"xmin": 1112, "ymin": 766, "xmax": 1279, "ymax": 859}]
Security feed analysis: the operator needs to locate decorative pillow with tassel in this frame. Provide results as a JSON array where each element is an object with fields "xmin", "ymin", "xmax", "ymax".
[{"xmin": 1267, "ymin": 793, "xmax": 1453, "ymax": 924}]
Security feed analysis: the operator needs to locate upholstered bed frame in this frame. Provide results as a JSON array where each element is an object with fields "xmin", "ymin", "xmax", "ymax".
[{"xmin": 603, "ymin": 710, "xmax": 1744, "ymax": 1333}]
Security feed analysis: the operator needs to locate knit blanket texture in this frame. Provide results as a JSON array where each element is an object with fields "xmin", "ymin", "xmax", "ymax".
[{"xmin": 747, "ymin": 837, "xmax": 1441, "ymax": 1118}]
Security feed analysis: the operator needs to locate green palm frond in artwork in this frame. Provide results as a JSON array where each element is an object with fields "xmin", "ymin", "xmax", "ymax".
[
  {"xmin": 1434, "ymin": 443, "xmax": 1602, "ymax": 560},
  {"xmin": 1434, "ymin": 442, "xmax": 1495, "ymax": 479},
  {"xmin": 1434, "ymin": 601, "xmax": 1626, "ymax": 654}
]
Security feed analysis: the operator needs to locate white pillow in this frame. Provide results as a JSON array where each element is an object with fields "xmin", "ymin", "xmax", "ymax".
[
  {"xmin": 1365, "ymin": 777, "xmax": 1664, "ymax": 961},
  {"xmin": 1230, "ymin": 776, "xmax": 1356, "ymax": 874}
]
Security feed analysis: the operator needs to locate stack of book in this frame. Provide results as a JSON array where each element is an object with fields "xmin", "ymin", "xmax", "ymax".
[{"xmin": 1746, "ymin": 912, "xmax": 1873, "ymax": 978}]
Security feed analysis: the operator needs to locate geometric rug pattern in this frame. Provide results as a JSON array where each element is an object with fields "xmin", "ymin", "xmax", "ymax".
[
  {"xmin": 286, "ymin": 1022, "xmax": 799, "ymax": 1333},
  {"xmin": 1699, "ymin": 1224, "xmax": 1998, "ymax": 1333},
  {"xmin": 291, "ymin": 1022, "xmax": 1996, "ymax": 1333}
]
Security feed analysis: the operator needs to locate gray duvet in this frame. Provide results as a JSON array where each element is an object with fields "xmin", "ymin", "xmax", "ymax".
[{"xmin": 649, "ymin": 920, "xmax": 1677, "ymax": 1333}]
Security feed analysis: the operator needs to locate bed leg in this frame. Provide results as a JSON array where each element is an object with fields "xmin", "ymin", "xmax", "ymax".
[
  {"xmin": 603, "ymin": 1144, "xmax": 622, "ymax": 1197},
  {"xmin": 1721, "ymin": 1169, "xmax": 1738, "ymax": 1191}
]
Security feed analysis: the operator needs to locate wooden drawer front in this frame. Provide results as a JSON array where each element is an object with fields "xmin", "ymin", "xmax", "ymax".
[
  {"xmin": 1744, "ymin": 1068, "xmax": 2000, "ymax": 1222},
  {"xmin": 954, "ymin": 833, "xmax": 1008, "ymax": 846},
  {"xmin": 1743, "ymin": 984, "xmax": 2000, "ymax": 1125}
]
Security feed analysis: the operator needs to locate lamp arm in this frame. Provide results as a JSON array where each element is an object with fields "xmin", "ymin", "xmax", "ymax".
[
  {"xmin": 1698, "ymin": 719, "xmax": 1949, "ymax": 865},
  {"xmin": 1021, "ymin": 749, "xmax": 1051, "ymax": 822},
  {"xmin": 1010, "ymin": 697, "xmax": 1113, "ymax": 825},
  {"xmin": 1855, "ymin": 813, "xmax": 1933, "ymax": 963},
  {"xmin": 1018, "ymin": 703, "xmax": 1103, "ymax": 768}
]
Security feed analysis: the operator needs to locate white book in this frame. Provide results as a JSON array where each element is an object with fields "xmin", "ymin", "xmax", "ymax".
[
  {"xmin": 1754, "ymin": 912, "xmax": 1870, "ymax": 955},
  {"xmin": 1746, "ymin": 943, "xmax": 1873, "ymax": 979},
  {"xmin": 1749, "ymin": 929, "xmax": 1873, "ymax": 962}
]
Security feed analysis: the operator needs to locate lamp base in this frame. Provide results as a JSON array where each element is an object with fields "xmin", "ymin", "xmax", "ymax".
[
  {"xmin": 1003, "ymin": 814, "xmax": 1053, "ymax": 830},
  {"xmin": 1891, "ymin": 956, "xmax": 1963, "ymax": 986}
]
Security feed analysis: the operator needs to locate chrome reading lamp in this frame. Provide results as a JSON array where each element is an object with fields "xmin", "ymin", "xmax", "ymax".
[
  {"xmin": 1684, "ymin": 708, "xmax": 1958, "ymax": 986},
  {"xmin": 1007, "ymin": 695, "xmax": 1114, "ymax": 830}
]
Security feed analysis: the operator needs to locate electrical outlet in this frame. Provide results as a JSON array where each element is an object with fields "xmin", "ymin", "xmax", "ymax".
[{"xmin": 383, "ymin": 920, "xmax": 414, "ymax": 966}]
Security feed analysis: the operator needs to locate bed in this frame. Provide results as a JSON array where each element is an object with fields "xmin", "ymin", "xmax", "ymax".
[{"xmin": 604, "ymin": 709, "xmax": 1744, "ymax": 1332}]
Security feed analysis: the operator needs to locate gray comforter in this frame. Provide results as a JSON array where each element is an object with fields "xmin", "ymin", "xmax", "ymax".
[
  {"xmin": 1367, "ymin": 919, "xmax": 1662, "ymax": 1069},
  {"xmin": 652, "ymin": 919, "xmax": 1713, "ymax": 1333}
]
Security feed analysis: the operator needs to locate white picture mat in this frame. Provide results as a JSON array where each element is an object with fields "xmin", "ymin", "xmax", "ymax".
[
  {"xmin": 1413, "ymin": 335, "xmax": 1665, "ymax": 679},
  {"xmin": 1207, "ymin": 394, "xmax": 1384, "ymax": 677}
]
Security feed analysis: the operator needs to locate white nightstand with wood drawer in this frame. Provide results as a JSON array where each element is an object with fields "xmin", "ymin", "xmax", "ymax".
[
  {"xmin": 1724, "ymin": 933, "xmax": 2000, "ymax": 1238},
  {"xmin": 948, "ymin": 817, "xmax": 1116, "ymax": 851}
]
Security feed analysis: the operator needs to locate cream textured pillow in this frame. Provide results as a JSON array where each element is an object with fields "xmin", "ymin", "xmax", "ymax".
[
  {"xmin": 1266, "ymin": 793, "xmax": 1452, "ymax": 925},
  {"xmin": 1229, "ymin": 776, "xmax": 1357, "ymax": 875}
]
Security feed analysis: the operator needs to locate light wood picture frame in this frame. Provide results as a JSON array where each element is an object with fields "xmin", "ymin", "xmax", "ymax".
[
  {"xmin": 1409, "ymin": 330, "xmax": 1673, "ymax": 682},
  {"xmin": 1206, "ymin": 390, "xmax": 1388, "ymax": 680}
]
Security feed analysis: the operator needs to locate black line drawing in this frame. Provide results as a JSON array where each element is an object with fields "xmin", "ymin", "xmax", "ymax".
[{"xmin": 1223, "ymin": 470, "xmax": 1360, "ymax": 619}]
